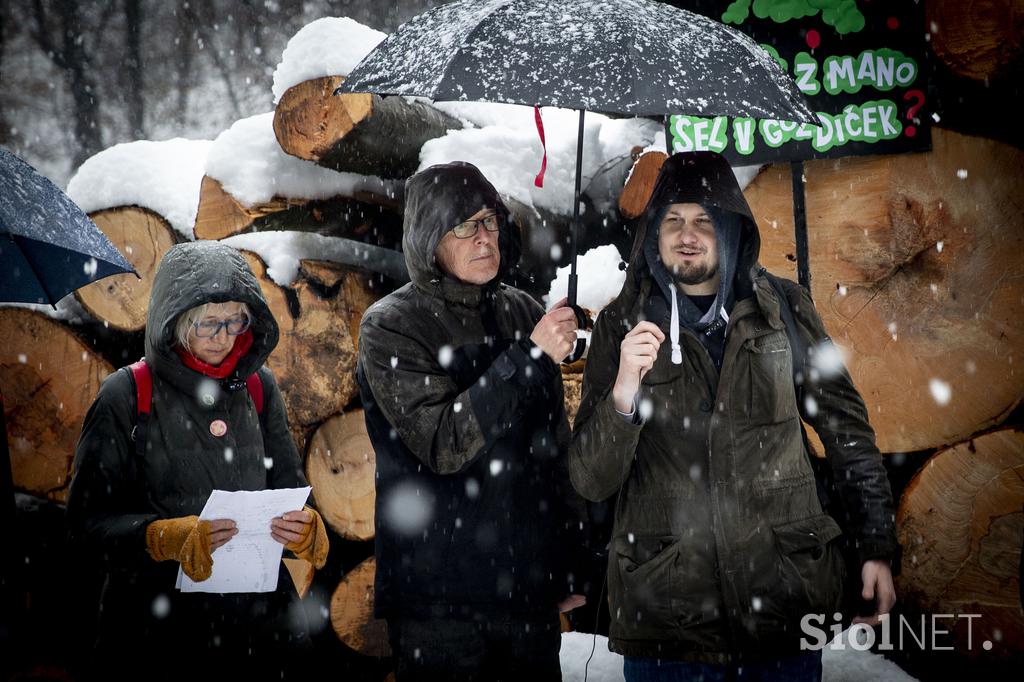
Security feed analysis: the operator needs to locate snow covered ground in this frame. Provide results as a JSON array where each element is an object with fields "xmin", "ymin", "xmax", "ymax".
[{"xmin": 559, "ymin": 629, "xmax": 920, "ymax": 682}]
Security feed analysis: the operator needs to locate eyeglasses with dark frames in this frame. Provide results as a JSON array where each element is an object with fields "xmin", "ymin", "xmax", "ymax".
[
  {"xmin": 450, "ymin": 211, "xmax": 504, "ymax": 239},
  {"xmin": 192, "ymin": 316, "xmax": 251, "ymax": 338}
]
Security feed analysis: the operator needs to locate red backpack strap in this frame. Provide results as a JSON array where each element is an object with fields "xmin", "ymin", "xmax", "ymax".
[
  {"xmin": 245, "ymin": 372, "xmax": 264, "ymax": 414},
  {"xmin": 127, "ymin": 359, "xmax": 153, "ymax": 457},
  {"xmin": 128, "ymin": 359, "xmax": 152, "ymax": 416}
]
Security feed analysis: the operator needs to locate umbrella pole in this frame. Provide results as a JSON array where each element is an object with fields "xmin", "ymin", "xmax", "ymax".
[
  {"xmin": 790, "ymin": 161, "xmax": 812, "ymax": 294},
  {"xmin": 568, "ymin": 109, "xmax": 585, "ymax": 308}
]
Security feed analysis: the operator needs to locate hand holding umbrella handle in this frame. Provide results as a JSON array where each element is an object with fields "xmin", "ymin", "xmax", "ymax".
[{"xmin": 562, "ymin": 304, "xmax": 593, "ymax": 365}]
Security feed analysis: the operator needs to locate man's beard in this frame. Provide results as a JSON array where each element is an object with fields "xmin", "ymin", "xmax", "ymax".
[{"xmin": 669, "ymin": 259, "xmax": 719, "ymax": 287}]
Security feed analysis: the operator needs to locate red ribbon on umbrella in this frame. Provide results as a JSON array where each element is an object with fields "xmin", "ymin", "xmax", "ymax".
[{"xmin": 533, "ymin": 105, "xmax": 547, "ymax": 188}]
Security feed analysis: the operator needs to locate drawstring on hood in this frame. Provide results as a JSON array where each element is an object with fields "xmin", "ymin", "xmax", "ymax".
[
  {"xmin": 669, "ymin": 284, "xmax": 682, "ymax": 364},
  {"xmin": 626, "ymin": 152, "xmax": 762, "ymax": 370}
]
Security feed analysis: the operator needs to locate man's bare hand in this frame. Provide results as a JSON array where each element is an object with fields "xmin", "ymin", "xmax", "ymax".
[
  {"xmin": 612, "ymin": 321, "xmax": 665, "ymax": 413},
  {"xmin": 852, "ymin": 559, "xmax": 896, "ymax": 627},
  {"xmin": 530, "ymin": 297, "xmax": 579, "ymax": 363}
]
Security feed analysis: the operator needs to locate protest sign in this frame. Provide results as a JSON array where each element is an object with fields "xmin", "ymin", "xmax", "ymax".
[{"xmin": 669, "ymin": 0, "xmax": 930, "ymax": 164}]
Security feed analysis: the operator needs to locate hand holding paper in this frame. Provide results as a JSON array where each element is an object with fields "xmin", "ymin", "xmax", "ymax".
[{"xmin": 177, "ymin": 486, "xmax": 311, "ymax": 594}]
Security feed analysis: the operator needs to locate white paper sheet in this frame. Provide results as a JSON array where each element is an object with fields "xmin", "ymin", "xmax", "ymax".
[{"xmin": 177, "ymin": 486, "xmax": 311, "ymax": 594}]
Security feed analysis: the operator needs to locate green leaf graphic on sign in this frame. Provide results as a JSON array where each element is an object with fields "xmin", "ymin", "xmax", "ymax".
[
  {"xmin": 760, "ymin": 44, "xmax": 788, "ymax": 70},
  {"xmin": 724, "ymin": 0, "xmax": 866, "ymax": 35},
  {"xmin": 722, "ymin": 0, "xmax": 752, "ymax": 24}
]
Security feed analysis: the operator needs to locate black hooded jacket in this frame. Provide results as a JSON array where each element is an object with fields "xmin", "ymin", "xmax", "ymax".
[
  {"xmin": 357, "ymin": 162, "xmax": 585, "ymax": 619},
  {"xmin": 66, "ymin": 242, "xmax": 309, "ymax": 660}
]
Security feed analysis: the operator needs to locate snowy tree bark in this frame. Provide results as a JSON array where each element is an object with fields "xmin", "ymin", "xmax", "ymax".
[
  {"xmin": 122, "ymin": 0, "xmax": 144, "ymax": 139},
  {"xmin": 30, "ymin": 0, "xmax": 104, "ymax": 167}
]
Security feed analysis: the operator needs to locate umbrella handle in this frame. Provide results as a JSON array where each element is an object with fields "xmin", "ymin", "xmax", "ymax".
[{"xmin": 562, "ymin": 304, "xmax": 594, "ymax": 365}]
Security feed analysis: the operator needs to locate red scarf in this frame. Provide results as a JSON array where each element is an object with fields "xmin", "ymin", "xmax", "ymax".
[{"xmin": 176, "ymin": 329, "xmax": 254, "ymax": 379}]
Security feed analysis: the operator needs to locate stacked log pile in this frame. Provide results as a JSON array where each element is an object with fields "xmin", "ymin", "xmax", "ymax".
[{"xmin": 4, "ymin": 6, "xmax": 1021, "ymax": 670}]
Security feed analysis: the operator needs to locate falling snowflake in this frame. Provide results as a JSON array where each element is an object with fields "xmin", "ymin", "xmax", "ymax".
[
  {"xmin": 383, "ymin": 483, "xmax": 434, "ymax": 535},
  {"xmin": 929, "ymin": 378, "xmax": 951, "ymax": 406},
  {"xmin": 152, "ymin": 594, "xmax": 171, "ymax": 619},
  {"xmin": 638, "ymin": 397, "xmax": 653, "ymax": 421},
  {"xmin": 810, "ymin": 341, "xmax": 846, "ymax": 378}
]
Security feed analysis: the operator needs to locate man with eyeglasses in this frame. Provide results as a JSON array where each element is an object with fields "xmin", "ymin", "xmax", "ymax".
[{"xmin": 357, "ymin": 161, "xmax": 588, "ymax": 682}]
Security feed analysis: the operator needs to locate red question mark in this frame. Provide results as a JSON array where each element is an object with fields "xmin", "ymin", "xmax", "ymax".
[{"xmin": 903, "ymin": 90, "xmax": 925, "ymax": 137}]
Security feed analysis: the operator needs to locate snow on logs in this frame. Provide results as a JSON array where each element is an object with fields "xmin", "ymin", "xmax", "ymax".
[
  {"xmin": 273, "ymin": 75, "xmax": 462, "ymax": 179},
  {"xmin": 896, "ymin": 429, "xmax": 1024, "ymax": 658},
  {"xmin": 0, "ymin": 309, "xmax": 113, "ymax": 502},
  {"xmin": 75, "ymin": 206, "xmax": 179, "ymax": 332},
  {"xmin": 619, "ymin": 128, "xmax": 1024, "ymax": 454}
]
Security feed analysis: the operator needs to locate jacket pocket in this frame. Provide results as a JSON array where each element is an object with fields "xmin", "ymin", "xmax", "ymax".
[
  {"xmin": 771, "ymin": 514, "xmax": 845, "ymax": 618},
  {"xmin": 607, "ymin": 534, "xmax": 682, "ymax": 636},
  {"xmin": 744, "ymin": 332, "xmax": 797, "ymax": 424}
]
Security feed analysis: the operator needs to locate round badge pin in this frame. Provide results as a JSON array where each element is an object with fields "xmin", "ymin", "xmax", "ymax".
[{"xmin": 210, "ymin": 419, "xmax": 228, "ymax": 437}]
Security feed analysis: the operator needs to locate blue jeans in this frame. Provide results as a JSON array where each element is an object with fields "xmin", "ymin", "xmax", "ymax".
[{"xmin": 623, "ymin": 651, "xmax": 822, "ymax": 682}]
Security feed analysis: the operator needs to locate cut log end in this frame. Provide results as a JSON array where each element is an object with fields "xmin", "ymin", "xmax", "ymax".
[
  {"xmin": 306, "ymin": 410, "xmax": 376, "ymax": 541},
  {"xmin": 927, "ymin": 0, "xmax": 1024, "ymax": 81},
  {"xmin": 619, "ymin": 150, "xmax": 667, "ymax": 219},
  {"xmin": 897, "ymin": 429, "xmax": 1024, "ymax": 658},
  {"xmin": 274, "ymin": 75, "xmax": 374, "ymax": 164},
  {"xmin": 75, "ymin": 206, "xmax": 177, "ymax": 332},
  {"xmin": 330, "ymin": 556, "xmax": 391, "ymax": 658},
  {"xmin": 0, "ymin": 309, "xmax": 113, "ymax": 502}
]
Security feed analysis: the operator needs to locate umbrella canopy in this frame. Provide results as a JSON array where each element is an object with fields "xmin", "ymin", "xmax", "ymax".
[
  {"xmin": 0, "ymin": 148, "xmax": 137, "ymax": 306},
  {"xmin": 337, "ymin": 0, "xmax": 815, "ymax": 123},
  {"xmin": 338, "ymin": 0, "xmax": 816, "ymax": 359}
]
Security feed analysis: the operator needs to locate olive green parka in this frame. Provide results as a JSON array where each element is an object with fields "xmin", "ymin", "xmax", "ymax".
[{"xmin": 569, "ymin": 152, "xmax": 899, "ymax": 664}]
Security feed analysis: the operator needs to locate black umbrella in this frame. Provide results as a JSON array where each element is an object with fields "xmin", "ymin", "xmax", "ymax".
[
  {"xmin": 0, "ymin": 148, "xmax": 137, "ymax": 306},
  {"xmin": 338, "ymin": 0, "xmax": 815, "ymax": 357}
]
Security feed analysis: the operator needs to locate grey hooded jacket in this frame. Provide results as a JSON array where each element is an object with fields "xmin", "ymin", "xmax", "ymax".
[{"xmin": 569, "ymin": 152, "xmax": 899, "ymax": 663}]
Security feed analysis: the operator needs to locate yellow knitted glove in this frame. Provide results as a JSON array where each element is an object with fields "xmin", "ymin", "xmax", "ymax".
[
  {"xmin": 145, "ymin": 515, "xmax": 214, "ymax": 582},
  {"xmin": 285, "ymin": 506, "xmax": 329, "ymax": 569}
]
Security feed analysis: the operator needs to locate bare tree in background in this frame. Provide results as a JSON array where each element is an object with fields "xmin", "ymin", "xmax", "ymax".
[
  {"xmin": 28, "ymin": 0, "xmax": 105, "ymax": 168},
  {"xmin": 4, "ymin": 0, "xmax": 455, "ymax": 184},
  {"xmin": 123, "ymin": 0, "xmax": 144, "ymax": 139}
]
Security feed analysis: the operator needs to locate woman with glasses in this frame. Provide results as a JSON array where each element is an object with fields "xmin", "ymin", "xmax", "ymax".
[{"xmin": 67, "ymin": 241, "xmax": 327, "ymax": 680}]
